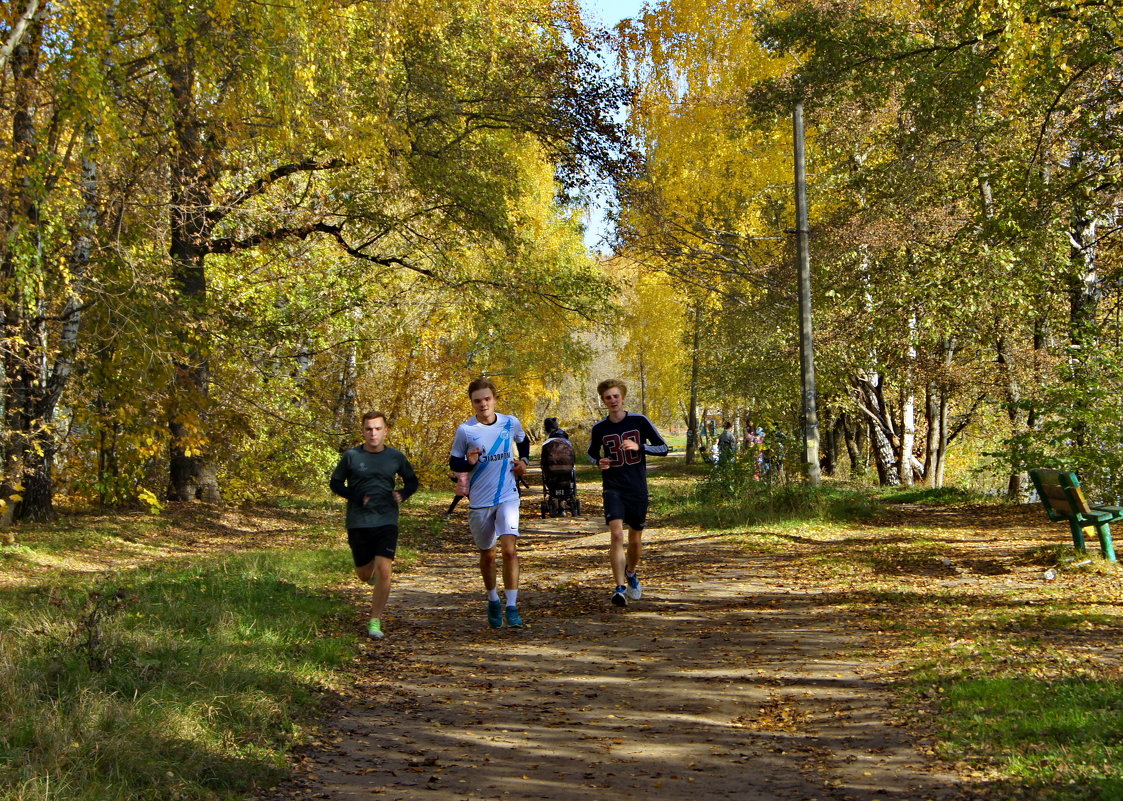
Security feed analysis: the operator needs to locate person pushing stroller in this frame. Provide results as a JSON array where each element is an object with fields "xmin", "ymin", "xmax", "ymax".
[{"xmin": 540, "ymin": 417, "xmax": 580, "ymax": 518}]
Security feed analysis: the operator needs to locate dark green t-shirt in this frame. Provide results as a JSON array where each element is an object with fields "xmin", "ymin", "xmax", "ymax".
[{"xmin": 329, "ymin": 445, "xmax": 418, "ymax": 529}]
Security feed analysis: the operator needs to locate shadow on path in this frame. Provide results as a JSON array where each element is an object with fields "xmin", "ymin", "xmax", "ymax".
[{"xmin": 255, "ymin": 509, "xmax": 970, "ymax": 801}]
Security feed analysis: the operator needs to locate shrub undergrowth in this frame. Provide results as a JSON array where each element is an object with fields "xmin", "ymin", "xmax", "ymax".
[{"xmin": 652, "ymin": 453, "xmax": 884, "ymax": 528}]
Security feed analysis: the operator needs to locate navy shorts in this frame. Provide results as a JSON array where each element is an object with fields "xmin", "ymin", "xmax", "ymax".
[
  {"xmin": 348, "ymin": 525, "xmax": 399, "ymax": 566},
  {"xmin": 603, "ymin": 489, "xmax": 648, "ymax": 531}
]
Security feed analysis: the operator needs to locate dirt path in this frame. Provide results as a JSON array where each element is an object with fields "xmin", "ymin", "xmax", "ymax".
[{"xmin": 255, "ymin": 505, "xmax": 969, "ymax": 801}]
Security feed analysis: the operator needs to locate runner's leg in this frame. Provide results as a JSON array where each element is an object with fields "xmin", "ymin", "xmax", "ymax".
[
  {"xmin": 499, "ymin": 533, "xmax": 519, "ymax": 597},
  {"xmin": 479, "ymin": 546, "xmax": 498, "ymax": 592},
  {"xmin": 369, "ymin": 555, "xmax": 392, "ymax": 620},
  {"xmin": 609, "ymin": 518, "xmax": 627, "ymax": 586},
  {"xmin": 626, "ymin": 527, "xmax": 643, "ymax": 574}
]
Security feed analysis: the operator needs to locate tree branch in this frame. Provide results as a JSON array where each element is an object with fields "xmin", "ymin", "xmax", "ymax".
[{"xmin": 207, "ymin": 158, "xmax": 345, "ymax": 224}]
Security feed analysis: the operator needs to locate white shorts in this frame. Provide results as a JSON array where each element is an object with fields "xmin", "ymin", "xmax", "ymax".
[{"xmin": 469, "ymin": 500, "xmax": 521, "ymax": 550}]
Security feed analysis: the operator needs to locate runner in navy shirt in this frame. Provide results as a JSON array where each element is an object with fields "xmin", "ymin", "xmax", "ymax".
[{"xmin": 587, "ymin": 378, "xmax": 668, "ymax": 607}]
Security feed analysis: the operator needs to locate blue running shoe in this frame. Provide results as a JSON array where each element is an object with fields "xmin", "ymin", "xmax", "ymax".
[
  {"xmin": 625, "ymin": 570, "xmax": 642, "ymax": 600},
  {"xmin": 487, "ymin": 599, "xmax": 503, "ymax": 628},
  {"xmin": 505, "ymin": 606, "xmax": 523, "ymax": 628},
  {"xmin": 611, "ymin": 586, "xmax": 627, "ymax": 607}
]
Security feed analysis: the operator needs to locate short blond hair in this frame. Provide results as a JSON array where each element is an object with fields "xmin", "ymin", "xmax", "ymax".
[{"xmin": 597, "ymin": 378, "xmax": 627, "ymax": 399}]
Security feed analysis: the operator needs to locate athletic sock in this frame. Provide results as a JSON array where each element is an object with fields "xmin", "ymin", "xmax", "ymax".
[
  {"xmin": 487, "ymin": 589, "xmax": 501, "ymax": 602},
  {"xmin": 505, "ymin": 589, "xmax": 518, "ymax": 607}
]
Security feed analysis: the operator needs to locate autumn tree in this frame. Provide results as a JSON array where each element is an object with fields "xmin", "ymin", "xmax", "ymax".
[
  {"xmin": 1, "ymin": 0, "xmax": 628, "ymax": 523},
  {"xmin": 0, "ymin": 0, "xmax": 116, "ymax": 523},
  {"xmin": 754, "ymin": 0, "xmax": 1122, "ymax": 490}
]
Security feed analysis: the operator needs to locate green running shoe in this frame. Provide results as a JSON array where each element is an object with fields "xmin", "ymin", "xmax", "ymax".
[{"xmin": 367, "ymin": 618, "xmax": 384, "ymax": 639}]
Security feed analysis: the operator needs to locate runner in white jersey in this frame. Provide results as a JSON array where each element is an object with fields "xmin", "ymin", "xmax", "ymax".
[{"xmin": 449, "ymin": 378, "xmax": 530, "ymax": 629}]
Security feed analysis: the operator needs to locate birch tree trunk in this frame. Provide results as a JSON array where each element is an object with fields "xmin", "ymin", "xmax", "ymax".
[
  {"xmin": 20, "ymin": 125, "xmax": 98, "ymax": 520},
  {"xmin": 996, "ymin": 334, "xmax": 1026, "ymax": 500},
  {"xmin": 853, "ymin": 373, "xmax": 900, "ymax": 486},
  {"xmin": 899, "ymin": 311, "xmax": 918, "ymax": 486},
  {"xmin": 1066, "ymin": 167, "xmax": 1099, "ymax": 454},
  {"xmin": 1068, "ymin": 197, "xmax": 1099, "ymax": 354},
  {"xmin": 924, "ymin": 384, "xmax": 938, "ymax": 486},
  {"xmin": 933, "ymin": 338, "xmax": 956, "ymax": 489},
  {"xmin": 935, "ymin": 388, "xmax": 950, "ymax": 488}
]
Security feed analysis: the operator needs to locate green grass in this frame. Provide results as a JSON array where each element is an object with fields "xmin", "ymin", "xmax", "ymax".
[
  {"xmin": 0, "ymin": 495, "xmax": 452, "ymax": 801},
  {"xmin": 650, "ymin": 457, "xmax": 886, "ymax": 530},
  {"xmin": 0, "ymin": 548, "xmax": 355, "ymax": 801},
  {"xmin": 878, "ymin": 485, "xmax": 994, "ymax": 505},
  {"xmin": 8, "ymin": 471, "xmax": 1123, "ymax": 800},
  {"xmin": 787, "ymin": 527, "xmax": 1123, "ymax": 800},
  {"xmin": 3, "ymin": 513, "xmax": 175, "ymax": 555},
  {"xmin": 921, "ymin": 677, "xmax": 1123, "ymax": 800}
]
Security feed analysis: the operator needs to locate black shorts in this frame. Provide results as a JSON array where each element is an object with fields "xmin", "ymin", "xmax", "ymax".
[
  {"xmin": 348, "ymin": 525, "xmax": 399, "ymax": 566},
  {"xmin": 603, "ymin": 489, "xmax": 648, "ymax": 531}
]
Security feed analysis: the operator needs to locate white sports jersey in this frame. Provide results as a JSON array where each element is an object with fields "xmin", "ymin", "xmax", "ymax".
[{"xmin": 450, "ymin": 413, "xmax": 527, "ymax": 508}]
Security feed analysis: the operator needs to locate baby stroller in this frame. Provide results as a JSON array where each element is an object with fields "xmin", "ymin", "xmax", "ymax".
[{"xmin": 540, "ymin": 418, "xmax": 580, "ymax": 518}]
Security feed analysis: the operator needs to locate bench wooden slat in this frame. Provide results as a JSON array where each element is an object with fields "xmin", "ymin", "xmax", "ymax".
[
  {"xmin": 1028, "ymin": 468, "xmax": 1119, "ymax": 561},
  {"xmin": 1039, "ymin": 484, "xmax": 1074, "ymax": 515},
  {"xmin": 1068, "ymin": 485, "xmax": 1094, "ymax": 516}
]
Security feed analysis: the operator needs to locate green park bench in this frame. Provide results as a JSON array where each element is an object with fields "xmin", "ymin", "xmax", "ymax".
[{"xmin": 1028, "ymin": 468, "xmax": 1120, "ymax": 561}]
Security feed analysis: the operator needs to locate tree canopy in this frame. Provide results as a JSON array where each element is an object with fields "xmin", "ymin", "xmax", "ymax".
[{"xmin": 0, "ymin": 0, "xmax": 628, "ymax": 523}]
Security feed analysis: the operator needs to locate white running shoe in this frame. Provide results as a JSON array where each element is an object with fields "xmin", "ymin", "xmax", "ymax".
[{"xmin": 625, "ymin": 571, "xmax": 642, "ymax": 600}]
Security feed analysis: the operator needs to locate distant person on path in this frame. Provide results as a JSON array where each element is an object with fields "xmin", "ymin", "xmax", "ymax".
[
  {"xmin": 449, "ymin": 378, "xmax": 530, "ymax": 629},
  {"xmin": 329, "ymin": 411, "xmax": 419, "ymax": 640},
  {"xmin": 587, "ymin": 378, "xmax": 669, "ymax": 607},
  {"xmin": 717, "ymin": 421, "xmax": 737, "ymax": 461}
]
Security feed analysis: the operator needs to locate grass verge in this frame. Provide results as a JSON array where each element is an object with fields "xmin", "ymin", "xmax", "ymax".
[
  {"xmin": 1, "ymin": 547, "xmax": 356, "ymax": 801},
  {"xmin": 699, "ymin": 484, "xmax": 1123, "ymax": 800},
  {"xmin": 0, "ymin": 496, "xmax": 447, "ymax": 801}
]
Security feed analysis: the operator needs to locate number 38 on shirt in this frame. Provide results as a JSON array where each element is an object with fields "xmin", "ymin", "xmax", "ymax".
[{"xmin": 602, "ymin": 432, "xmax": 642, "ymax": 466}]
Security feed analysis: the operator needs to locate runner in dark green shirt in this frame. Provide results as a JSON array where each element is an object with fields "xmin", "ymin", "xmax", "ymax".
[{"xmin": 330, "ymin": 411, "xmax": 418, "ymax": 639}]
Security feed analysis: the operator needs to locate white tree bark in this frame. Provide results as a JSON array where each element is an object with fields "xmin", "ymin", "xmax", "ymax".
[
  {"xmin": 0, "ymin": 0, "xmax": 41, "ymax": 76},
  {"xmin": 900, "ymin": 310, "xmax": 918, "ymax": 486}
]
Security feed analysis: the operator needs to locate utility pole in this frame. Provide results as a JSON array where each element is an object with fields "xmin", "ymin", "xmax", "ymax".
[
  {"xmin": 793, "ymin": 100, "xmax": 822, "ymax": 485},
  {"xmin": 685, "ymin": 300, "xmax": 701, "ymax": 465}
]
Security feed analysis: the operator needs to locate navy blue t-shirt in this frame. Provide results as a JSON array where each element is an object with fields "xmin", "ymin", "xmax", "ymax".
[{"xmin": 587, "ymin": 413, "xmax": 669, "ymax": 497}]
